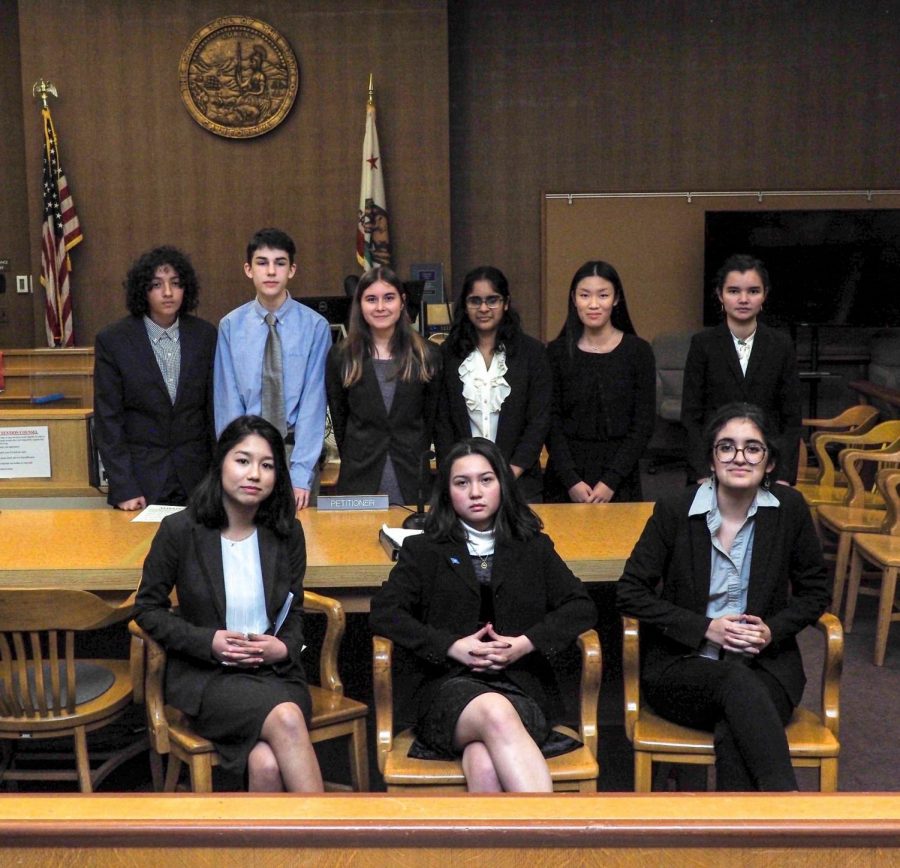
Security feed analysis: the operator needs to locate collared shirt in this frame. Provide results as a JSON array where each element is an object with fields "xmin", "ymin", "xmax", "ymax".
[
  {"xmin": 144, "ymin": 316, "xmax": 181, "ymax": 404},
  {"xmin": 459, "ymin": 349, "xmax": 511, "ymax": 443},
  {"xmin": 730, "ymin": 328, "xmax": 756, "ymax": 375},
  {"xmin": 214, "ymin": 296, "xmax": 331, "ymax": 489},
  {"xmin": 689, "ymin": 481, "xmax": 780, "ymax": 658}
]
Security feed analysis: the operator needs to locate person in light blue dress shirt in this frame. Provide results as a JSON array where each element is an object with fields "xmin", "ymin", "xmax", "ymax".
[{"xmin": 214, "ymin": 228, "xmax": 331, "ymax": 510}]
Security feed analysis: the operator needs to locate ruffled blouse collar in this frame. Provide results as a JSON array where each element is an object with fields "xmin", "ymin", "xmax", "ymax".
[{"xmin": 458, "ymin": 349, "xmax": 511, "ymax": 415}]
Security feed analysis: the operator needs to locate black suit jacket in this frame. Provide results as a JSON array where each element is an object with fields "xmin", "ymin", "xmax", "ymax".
[
  {"xmin": 369, "ymin": 532, "xmax": 596, "ymax": 724},
  {"xmin": 434, "ymin": 334, "xmax": 552, "ymax": 492},
  {"xmin": 134, "ymin": 509, "xmax": 308, "ymax": 716},
  {"xmin": 93, "ymin": 314, "xmax": 217, "ymax": 505},
  {"xmin": 616, "ymin": 484, "xmax": 829, "ymax": 706},
  {"xmin": 681, "ymin": 322, "xmax": 802, "ymax": 483},
  {"xmin": 325, "ymin": 342, "xmax": 441, "ymax": 503}
]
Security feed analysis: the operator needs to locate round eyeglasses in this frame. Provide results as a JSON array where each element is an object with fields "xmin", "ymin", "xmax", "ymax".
[
  {"xmin": 714, "ymin": 440, "xmax": 767, "ymax": 465},
  {"xmin": 465, "ymin": 294, "xmax": 504, "ymax": 309}
]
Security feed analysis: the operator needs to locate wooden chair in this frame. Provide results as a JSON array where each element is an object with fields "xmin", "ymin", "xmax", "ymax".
[
  {"xmin": 129, "ymin": 590, "xmax": 369, "ymax": 792},
  {"xmin": 794, "ymin": 421, "xmax": 900, "ymax": 512},
  {"xmin": 845, "ymin": 468, "xmax": 900, "ymax": 665},
  {"xmin": 797, "ymin": 405, "xmax": 879, "ymax": 484},
  {"xmin": 0, "ymin": 589, "xmax": 146, "ymax": 793},
  {"xmin": 815, "ymin": 446, "xmax": 900, "ymax": 615},
  {"xmin": 372, "ymin": 630, "xmax": 601, "ymax": 792},
  {"xmin": 622, "ymin": 614, "xmax": 842, "ymax": 792}
]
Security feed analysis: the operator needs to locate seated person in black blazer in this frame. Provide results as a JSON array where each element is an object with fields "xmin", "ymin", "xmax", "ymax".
[
  {"xmin": 325, "ymin": 265, "xmax": 441, "ymax": 504},
  {"xmin": 135, "ymin": 415, "xmax": 323, "ymax": 792},
  {"xmin": 681, "ymin": 253, "xmax": 802, "ymax": 484},
  {"xmin": 434, "ymin": 266, "xmax": 552, "ymax": 503},
  {"xmin": 617, "ymin": 403, "xmax": 829, "ymax": 791},
  {"xmin": 93, "ymin": 246, "xmax": 217, "ymax": 510},
  {"xmin": 370, "ymin": 437, "xmax": 596, "ymax": 792}
]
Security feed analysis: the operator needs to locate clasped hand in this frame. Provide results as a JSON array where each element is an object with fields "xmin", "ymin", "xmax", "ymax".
[
  {"xmin": 705, "ymin": 614, "xmax": 772, "ymax": 655},
  {"xmin": 212, "ymin": 630, "xmax": 288, "ymax": 667},
  {"xmin": 447, "ymin": 623, "xmax": 534, "ymax": 671}
]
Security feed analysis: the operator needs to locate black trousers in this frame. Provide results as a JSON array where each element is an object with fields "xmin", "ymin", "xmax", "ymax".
[{"xmin": 644, "ymin": 654, "xmax": 797, "ymax": 791}]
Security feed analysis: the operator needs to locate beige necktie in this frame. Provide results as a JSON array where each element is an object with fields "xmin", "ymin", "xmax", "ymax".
[{"xmin": 261, "ymin": 313, "xmax": 287, "ymax": 437}]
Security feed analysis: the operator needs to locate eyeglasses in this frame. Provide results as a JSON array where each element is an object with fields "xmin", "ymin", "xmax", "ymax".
[
  {"xmin": 714, "ymin": 440, "xmax": 768, "ymax": 465},
  {"xmin": 465, "ymin": 295, "xmax": 504, "ymax": 309}
]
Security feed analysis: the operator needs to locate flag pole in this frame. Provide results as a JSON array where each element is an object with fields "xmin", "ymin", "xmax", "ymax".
[
  {"xmin": 32, "ymin": 78, "xmax": 58, "ymax": 108},
  {"xmin": 367, "ymin": 73, "xmax": 374, "ymax": 106}
]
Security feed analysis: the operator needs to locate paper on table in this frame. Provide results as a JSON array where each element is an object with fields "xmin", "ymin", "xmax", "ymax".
[
  {"xmin": 131, "ymin": 504, "xmax": 187, "ymax": 522},
  {"xmin": 381, "ymin": 524, "xmax": 424, "ymax": 546}
]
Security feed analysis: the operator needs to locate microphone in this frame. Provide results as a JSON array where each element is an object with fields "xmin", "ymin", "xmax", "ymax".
[{"xmin": 402, "ymin": 449, "xmax": 435, "ymax": 529}]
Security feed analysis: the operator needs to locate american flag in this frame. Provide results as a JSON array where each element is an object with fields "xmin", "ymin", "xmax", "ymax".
[{"xmin": 40, "ymin": 106, "xmax": 82, "ymax": 347}]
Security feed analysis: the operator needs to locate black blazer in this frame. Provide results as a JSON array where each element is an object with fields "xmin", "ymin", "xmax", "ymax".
[
  {"xmin": 681, "ymin": 322, "xmax": 802, "ymax": 483},
  {"xmin": 434, "ymin": 334, "xmax": 552, "ymax": 488},
  {"xmin": 616, "ymin": 484, "xmax": 829, "ymax": 706},
  {"xmin": 93, "ymin": 314, "xmax": 217, "ymax": 505},
  {"xmin": 369, "ymin": 532, "xmax": 596, "ymax": 724},
  {"xmin": 134, "ymin": 509, "xmax": 308, "ymax": 717},
  {"xmin": 325, "ymin": 342, "xmax": 441, "ymax": 503}
]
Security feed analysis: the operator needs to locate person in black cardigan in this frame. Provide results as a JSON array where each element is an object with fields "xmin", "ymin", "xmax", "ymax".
[
  {"xmin": 544, "ymin": 260, "xmax": 656, "ymax": 503},
  {"xmin": 681, "ymin": 254, "xmax": 802, "ymax": 484},
  {"xmin": 94, "ymin": 246, "xmax": 217, "ymax": 509},
  {"xmin": 136, "ymin": 416, "xmax": 323, "ymax": 792},
  {"xmin": 617, "ymin": 403, "xmax": 829, "ymax": 791},
  {"xmin": 434, "ymin": 266, "xmax": 552, "ymax": 503},
  {"xmin": 326, "ymin": 266, "xmax": 441, "ymax": 504},
  {"xmin": 370, "ymin": 437, "xmax": 596, "ymax": 792}
]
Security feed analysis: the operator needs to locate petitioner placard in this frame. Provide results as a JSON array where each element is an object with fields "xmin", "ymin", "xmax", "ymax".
[{"xmin": 316, "ymin": 494, "xmax": 389, "ymax": 511}]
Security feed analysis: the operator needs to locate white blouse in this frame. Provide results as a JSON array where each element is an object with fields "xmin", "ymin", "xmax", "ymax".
[
  {"xmin": 221, "ymin": 530, "xmax": 269, "ymax": 635},
  {"xmin": 459, "ymin": 349, "xmax": 511, "ymax": 443}
]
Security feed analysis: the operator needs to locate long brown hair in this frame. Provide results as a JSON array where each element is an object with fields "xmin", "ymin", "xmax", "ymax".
[{"xmin": 339, "ymin": 265, "xmax": 436, "ymax": 387}]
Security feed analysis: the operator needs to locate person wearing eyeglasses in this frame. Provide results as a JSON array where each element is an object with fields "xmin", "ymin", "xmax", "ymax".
[
  {"xmin": 435, "ymin": 266, "xmax": 552, "ymax": 502},
  {"xmin": 617, "ymin": 402, "xmax": 829, "ymax": 791},
  {"xmin": 681, "ymin": 253, "xmax": 802, "ymax": 485}
]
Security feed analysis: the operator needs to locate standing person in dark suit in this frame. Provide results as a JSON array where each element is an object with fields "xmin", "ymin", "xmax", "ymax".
[
  {"xmin": 681, "ymin": 254, "xmax": 802, "ymax": 484},
  {"xmin": 135, "ymin": 415, "xmax": 323, "ymax": 792},
  {"xmin": 434, "ymin": 266, "xmax": 552, "ymax": 502},
  {"xmin": 544, "ymin": 260, "xmax": 656, "ymax": 503},
  {"xmin": 370, "ymin": 437, "xmax": 596, "ymax": 792},
  {"xmin": 325, "ymin": 265, "xmax": 441, "ymax": 504},
  {"xmin": 94, "ymin": 246, "xmax": 217, "ymax": 510},
  {"xmin": 617, "ymin": 403, "xmax": 829, "ymax": 791}
]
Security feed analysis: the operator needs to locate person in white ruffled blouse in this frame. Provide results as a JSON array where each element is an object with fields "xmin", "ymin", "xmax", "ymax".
[{"xmin": 435, "ymin": 266, "xmax": 552, "ymax": 502}]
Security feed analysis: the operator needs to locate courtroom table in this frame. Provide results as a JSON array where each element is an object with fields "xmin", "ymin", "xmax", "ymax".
[{"xmin": 0, "ymin": 502, "xmax": 653, "ymax": 611}]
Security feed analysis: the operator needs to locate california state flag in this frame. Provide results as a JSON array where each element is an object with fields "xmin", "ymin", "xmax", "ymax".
[{"xmin": 356, "ymin": 94, "xmax": 392, "ymax": 270}]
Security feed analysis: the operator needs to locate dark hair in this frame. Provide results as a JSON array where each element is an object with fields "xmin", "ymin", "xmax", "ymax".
[
  {"xmin": 714, "ymin": 254, "xmax": 771, "ymax": 298},
  {"xmin": 424, "ymin": 437, "xmax": 542, "ymax": 544},
  {"xmin": 340, "ymin": 265, "xmax": 436, "ymax": 386},
  {"xmin": 124, "ymin": 246, "xmax": 200, "ymax": 318},
  {"xmin": 703, "ymin": 402, "xmax": 780, "ymax": 473},
  {"xmin": 190, "ymin": 415, "xmax": 296, "ymax": 538},
  {"xmin": 445, "ymin": 266, "xmax": 524, "ymax": 359},
  {"xmin": 556, "ymin": 260, "xmax": 636, "ymax": 353},
  {"xmin": 246, "ymin": 228, "xmax": 296, "ymax": 266}
]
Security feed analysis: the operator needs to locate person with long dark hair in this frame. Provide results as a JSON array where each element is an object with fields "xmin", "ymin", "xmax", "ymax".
[
  {"xmin": 434, "ymin": 266, "xmax": 552, "ymax": 502},
  {"xmin": 544, "ymin": 260, "xmax": 656, "ymax": 503},
  {"xmin": 135, "ymin": 415, "xmax": 323, "ymax": 792},
  {"xmin": 93, "ymin": 246, "xmax": 217, "ymax": 510},
  {"xmin": 370, "ymin": 437, "xmax": 596, "ymax": 792},
  {"xmin": 617, "ymin": 403, "xmax": 829, "ymax": 791},
  {"xmin": 325, "ymin": 266, "xmax": 440, "ymax": 504},
  {"xmin": 681, "ymin": 253, "xmax": 802, "ymax": 484}
]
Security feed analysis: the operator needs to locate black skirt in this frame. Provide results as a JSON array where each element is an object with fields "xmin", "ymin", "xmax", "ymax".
[{"xmin": 191, "ymin": 666, "xmax": 312, "ymax": 776}]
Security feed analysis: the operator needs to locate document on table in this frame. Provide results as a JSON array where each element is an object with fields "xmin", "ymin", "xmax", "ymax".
[{"xmin": 131, "ymin": 504, "xmax": 187, "ymax": 522}]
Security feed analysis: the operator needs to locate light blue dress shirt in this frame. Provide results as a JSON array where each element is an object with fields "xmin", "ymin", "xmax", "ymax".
[
  {"xmin": 214, "ymin": 296, "xmax": 331, "ymax": 489},
  {"xmin": 689, "ymin": 481, "xmax": 780, "ymax": 659}
]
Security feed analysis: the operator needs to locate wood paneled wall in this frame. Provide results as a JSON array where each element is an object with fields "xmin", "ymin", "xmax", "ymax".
[
  {"xmin": 448, "ymin": 0, "xmax": 900, "ymax": 338},
  {"xmin": 10, "ymin": 0, "xmax": 450, "ymax": 347}
]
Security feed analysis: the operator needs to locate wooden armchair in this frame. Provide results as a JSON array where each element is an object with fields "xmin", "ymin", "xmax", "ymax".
[
  {"xmin": 372, "ymin": 630, "xmax": 601, "ymax": 792},
  {"xmin": 797, "ymin": 405, "xmax": 879, "ymax": 484},
  {"xmin": 845, "ymin": 468, "xmax": 900, "ymax": 665},
  {"xmin": 815, "ymin": 447, "xmax": 900, "ymax": 615},
  {"xmin": 622, "ymin": 614, "xmax": 842, "ymax": 792},
  {"xmin": 795, "ymin": 421, "xmax": 900, "ymax": 512},
  {"xmin": 0, "ymin": 589, "xmax": 146, "ymax": 793},
  {"xmin": 129, "ymin": 590, "xmax": 368, "ymax": 792}
]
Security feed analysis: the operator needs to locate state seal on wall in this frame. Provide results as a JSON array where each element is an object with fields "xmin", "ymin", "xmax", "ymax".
[{"xmin": 179, "ymin": 16, "xmax": 299, "ymax": 139}]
